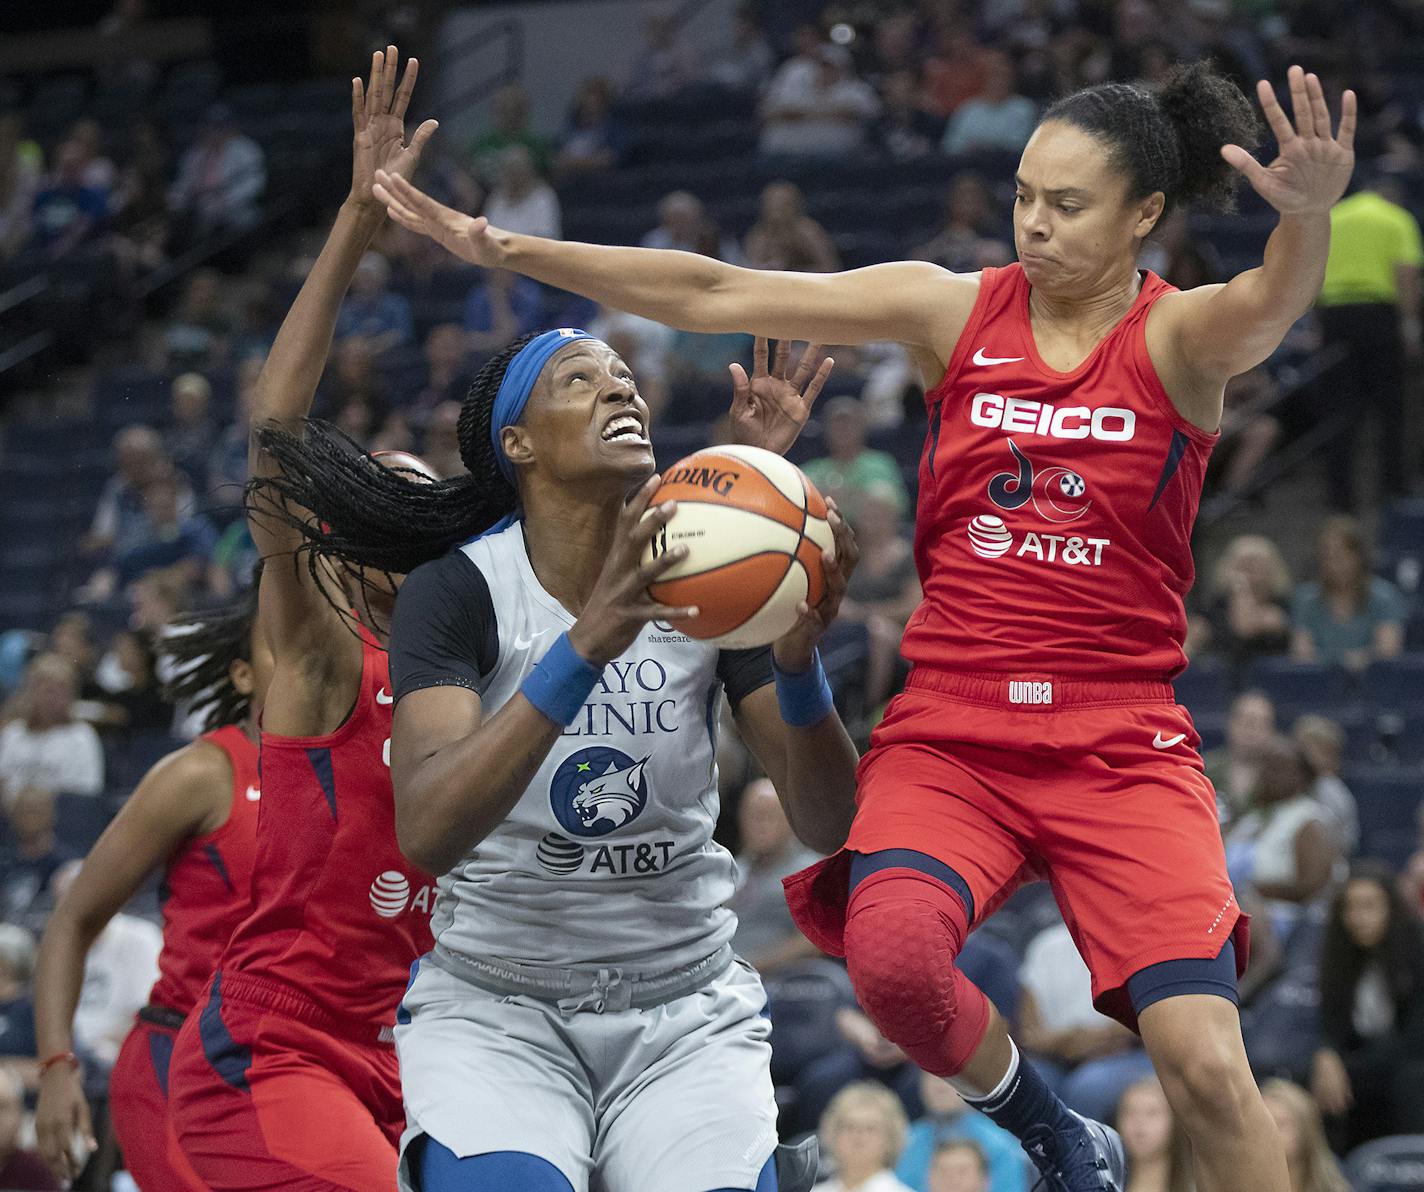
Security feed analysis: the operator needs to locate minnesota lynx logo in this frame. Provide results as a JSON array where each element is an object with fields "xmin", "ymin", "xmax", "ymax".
[{"xmin": 549, "ymin": 747, "xmax": 650, "ymax": 839}]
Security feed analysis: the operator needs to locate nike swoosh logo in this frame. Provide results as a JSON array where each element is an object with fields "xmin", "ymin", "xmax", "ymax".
[
  {"xmin": 1153, "ymin": 732, "xmax": 1187, "ymax": 750},
  {"xmin": 245, "ymin": 785, "xmax": 261, "ymax": 802},
  {"xmin": 375, "ymin": 688, "xmax": 394, "ymax": 705},
  {"xmin": 973, "ymin": 348, "xmax": 1025, "ymax": 366},
  {"xmin": 513, "ymin": 631, "xmax": 548, "ymax": 651}
]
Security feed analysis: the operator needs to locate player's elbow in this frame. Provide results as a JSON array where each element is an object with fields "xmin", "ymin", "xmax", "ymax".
[{"xmin": 393, "ymin": 779, "xmax": 455, "ymax": 875}]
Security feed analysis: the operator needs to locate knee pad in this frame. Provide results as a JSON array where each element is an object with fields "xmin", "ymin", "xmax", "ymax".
[
  {"xmin": 842, "ymin": 869, "xmax": 989, "ymax": 1076},
  {"xmin": 414, "ymin": 1137, "xmax": 574, "ymax": 1192}
]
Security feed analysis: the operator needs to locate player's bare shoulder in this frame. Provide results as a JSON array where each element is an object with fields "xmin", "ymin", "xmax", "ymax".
[
  {"xmin": 1142, "ymin": 284, "xmax": 1230, "ymax": 431},
  {"xmin": 859, "ymin": 260, "xmax": 982, "ymax": 376}
]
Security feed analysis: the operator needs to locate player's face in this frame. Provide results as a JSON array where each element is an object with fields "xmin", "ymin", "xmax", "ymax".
[
  {"xmin": 514, "ymin": 340, "xmax": 654, "ymax": 490},
  {"xmin": 1013, "ymin": 121, "xmax": 1165, "ymax": 295},
  {"xmin": 1342, "ymin": 878, "xmax": 1391, "ymax": 950}
]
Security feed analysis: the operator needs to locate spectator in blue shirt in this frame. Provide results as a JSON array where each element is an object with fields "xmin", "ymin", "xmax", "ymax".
[
  {"xmin": 336, "ymin": 251, "xmax": 413, "ymax": 354},
  {"xmin": 941, "ymin": 51, "xmax": 1037, "ymax": 157},
  {"xmin": 896, "ymin": 1073, "xmax": 1029, "ymax": 1192},
  {"xmin": 1291, "ymin": 515, "xmax": 1406, "ymax": 671},
  {"xmin": 462, "ymin": 266, "xmax": 542, "ymax": 352},
  {"xmin": 29, "ymin": 140, "xmax": 106, "ymax": 259}
]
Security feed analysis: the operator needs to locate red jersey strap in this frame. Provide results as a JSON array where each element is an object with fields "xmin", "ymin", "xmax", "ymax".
[
  {"xmin": 189, "ymin": 725, "xmax": 258, "ymax": 848},
  {"xmin": 928, "ymin": 267, "xmax": 1007, "ymax": 406}
]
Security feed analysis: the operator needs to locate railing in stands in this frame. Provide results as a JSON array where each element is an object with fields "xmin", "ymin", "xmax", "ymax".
[{"xmin": 435, "ymin": 17, "xmax": 525, "ymax": 124}]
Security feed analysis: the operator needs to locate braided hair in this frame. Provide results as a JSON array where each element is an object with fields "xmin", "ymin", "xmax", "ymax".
[
  {"xmin": 246, "ymin": 333, "xmax": 537, "ymax": 617},
  {"xmin": 1042, "ymin": 60, "xmax": 1261, "ymax": 217},
  {"xmin": 160, "ymin": 575, "xmax": 261, "ymax": 733}
]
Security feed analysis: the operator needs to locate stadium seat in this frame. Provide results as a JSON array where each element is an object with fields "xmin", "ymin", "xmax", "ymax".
[
  {"xmin": 1172, "ymin": 655, "xmax": 1232, "ymax": 717},
  {"xmin": 1243, "ymin": 657, "xmax": 1360, "ymax": 712},
  {"xmin": 56, "ymin": 793, "xmax": 112, "ymax": 854},
  {"xmin": 1345, "ymin": 1136, "xmax": 1424, "ymax": 1192},
  {"xmin": 1345, "ymin": 766, "xmax": 1424, "ymax": 868},
  {"xmin": 1367, "ymin": 654, "xmax": 1424, "ymax": 709}
]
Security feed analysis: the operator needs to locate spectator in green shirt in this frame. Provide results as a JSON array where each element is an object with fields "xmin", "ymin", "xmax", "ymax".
[
  {"xmin": 468, "ymin": 84, "xmax": 554, "ymax": 186},
  {"xmin": 803, "ymin": 396, "xmax": 909, "ymax": 529}
]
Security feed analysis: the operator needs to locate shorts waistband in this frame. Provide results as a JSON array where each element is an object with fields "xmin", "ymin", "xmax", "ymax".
[
  {"xmin": 137, "ymin": 1004, "xmax": 186, "ymax": 1030},
  {"xmin": 216, "ymin": 972, "xmax": 396, "ymax": 1046},
  {"xmin": 428, "ymin": 942, "xmax": 735, "ymax": 1017},
  {"xmin": 906, "ymin": 666, "xmax": 1174, "ymax": 710}
]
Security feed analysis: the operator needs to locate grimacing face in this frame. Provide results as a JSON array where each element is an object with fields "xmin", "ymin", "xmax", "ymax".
[{"xmin": 1013, "ymin": 121, "xmax": 1165, "ymax": 296}]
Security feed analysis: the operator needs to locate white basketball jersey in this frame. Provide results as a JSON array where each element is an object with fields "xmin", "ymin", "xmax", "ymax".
[{"xmin": 429, "ymin": 522, "xmax": 736, "ymax": 971}]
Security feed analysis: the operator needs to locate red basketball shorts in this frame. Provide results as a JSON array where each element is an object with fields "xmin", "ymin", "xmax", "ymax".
[
  {"xmin": 108, "ymin": 1015, "xmax": 208, "ymax": 1192},
  {"xmin": 785, "ymin": 668, "xmax": 1249, "ymax": 1029},
  {"xmin": 167, "ymin": 972, "xmax": 404, "ymax": 1191}
]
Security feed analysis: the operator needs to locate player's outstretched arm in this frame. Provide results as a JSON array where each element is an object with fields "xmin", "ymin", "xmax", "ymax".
[
  {"xmin": 373, "ymin": 169, "xmax": 979, "ymax": 361},
  {"xmin": 1152, "ymin": 66, "xmax": 1355, "ymax": 423},
  {"xmin": 33, "ymin": 742, "xmax": 231, "ymax": 1182},
  {"xmin": 248, "ymin": 47, "xmax": 435, "ymax": 651}
]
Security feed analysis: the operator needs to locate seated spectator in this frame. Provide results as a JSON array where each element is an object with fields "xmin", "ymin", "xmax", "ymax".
[
  {"xmin": 207, "ymin": 354, "xmax": 262, "ymax": 518},
  {"xmin": 926, "ymin": 1140, "xmax": 991, "ymax": 1192},
  {"xmin": 921, "ymin": 28, "xmax": 987, "ymax": 119},
  {"xmin": 209, "ymin": 518, "xmax": 259, "ymax": 599},
  {"xmin": 728, "ymin": 779, "xmax": 822, "ymax": 977},
  {"xmin": 817, "ymin": 1082, "xmax": 915, "ymax": 1192},
  {"xmin": 463, "ymin": 267, "xmax": 542, "ymax": 351},
  {"xmin": 641, "ymin": 192, "xmax": 742, "ymax": 265},
  {"xmin": 29, "ymin": 140, "xmax": 107, "ymax": 260},
  {"xmin": 0, "ymin": 925, "xmax": 38, "ymax": 1091},
  {"xmin": 896, "ymin": 1073, "xmax": 1027, "ymax": 1192},
  {"xmin": 1202, "ymin": 689, "xmax": 1276, "ymax": 823},
  {"xmin": 1224, "ymin": 736, "xmax": 1337, "ymax": 923},
  {"xmin": 0, "ymin": 1067, "xmax": 58, "ymax": 1190},
  {"xmin": 163, "ymin": 266, "xmax": 234, "ymax": 370},
  {"xmin": 941, "ymin": 51, "xmax": 1037, "ymax": 156},
  {"xmin": 0, "ymin": 656, "xmax": 103, "ymax": 798},
  {"xmin": 468, "ymin": 84, "xmax": 553, "ymax": 186},
  {"xmin": 705, "ymin": 3, "xmax": 776, "ymax": 92},
  {"xmin": 797, "ymin": 1002, "xmax": 924, "ymax": 1136},
  {"xmin": 913, "ymin": 173, "xmax": 1010, "ymax": 273},
  {"xmin": 803, "ymin": 397, "xmax": 910, "ymax": 528},
  {"xmin": 167, "ymin": 103, "xmax": 266, "ymax": 243},
  {"xmin": 1016, "ymin": 919, "xmax": 1154, "ymax": 1124},
  {"xmin": 1259, "ymin": 1079, "xmax": 1348, "ymax": 1192},
  {"xmin": 107, "ymin": 468, "xmax": 219, "ymax": 591},
  {"xmin": 0, "ymin": 114, "xmax": 41, "ymax": 263},
  {"xmin": 1291, "ymin": 714, "xmax": 1358, "ymax": 857},
  {"xmin": 1312, "ymin": 863, "xmax": 1424, "ymax": 1152},
  {"xmin": 422, "ymin": 401, "xmax": 464, "ymax": 480},
  {"xmin": 86, "ymin": 629, "xmax": 170, "ymax": 733},
  {"xmin": 45, "ymin": 613, "xmax": 98, "ymax": 696},
  {"xmin": 483, "ymin": 146, "xmax": 561, "ymax": 241},
  {"xmin": 588, "ymin": 307, "xmax": 673, "ymax": 418},
  {"xmin": 623, "ymin": 10, "xmax": 694, "ymax": 100},
  {"xmin": 555, "ymin": 77, "xmax": 626, "ymax": 177},
  {"xmin": 839, "ymin": 486, "xmax": 919, "ymax": 714},
  {"xmin": 874, "ymin": 70, "xmax": 946, "ymax": 161},
  {"xmin": 412, "ymin": 324, "xmax": 476, "ymax": 419},
  {"xmin": 66, "ymin": 118, "xmax": 115, "ymax": 194},
  {"xmin": 1292, "ymin": 515, "xmax": 1405, "ymax": 671},
  {"xmin": 760, "ymin": 44, "xmax": 881, "ymax": 158},
  {"xmin": 335, "ymin": 251, "xmax": 413, "ymax": 353},
  {"xmin": 0, "ymin": 788, "xmax": 77, "ymax": 934},
  {"xmin": 1115, "ymin": 1076, "xmax": 1192, "ymax": 1192},
  {"xmin": 740, "ymin": 178, "xmax": 837, "ymax": 272},
  {"xmin": 1191, "ymin": 533, "xmax": 1292, "ymax": 679},
  {"xmin": 165, "ymin": 371, "xmax": 218, "ymax": 492}
]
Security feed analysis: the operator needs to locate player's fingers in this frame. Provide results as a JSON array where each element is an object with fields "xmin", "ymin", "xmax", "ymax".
[
  {"xmin": 648, "ymin": 601, "xmax": 699, "ymax": 623},
  {"xmin": 803, "ymin": 356, "xmax": 835, "ymax": 409},
  {"xmin": 728, "ymin": 361, "xmax": 751, "ymax": 402},
  {"xmin": 1306, "ymin": 72, "xmax": 1331, "ymax": 141},
  {"xmin": 752, "ymin": 336, "xmax": 768, "ymax": 378},
  {"xmin": 637, "ymin": 542, "xmax": 689, "ymax": 585},
  {"xmin": 790, "ymin": 342, "xmax": 823, "ymax": 388},
  {"xmin": 1287, "ymin": 64, "xmax": 1314, "ymax": 137},
  {"xmin": 1256, "ymin": 77, "xmax": 1294, "ymax": 146},
  {"xmin": 365, "ymin": 50, "xmax": 383, "ymax": 117},
  {"xmin": 1337, "ymin": 88, "xmax": 1357, "ymax": 151},
  {"xmin": 409, "ymin": 119, "xmax": 439, "ymax": 156},
  {"xmin": 394, "ymin": 55, "xmax": 418, "ymax": 119},
  {"xmin": 352, "ymin": 77, "xmax": 364, "ymax": 128},
  {"xmin": 772, "ymin": 337, "xmax": 790, "ymax": 380},
  {"xmin": 621, "ymin": 475, "xmax": 665, "ymax": 532},
  {"xmin": 372, "ymin": 184, "xmax": 422, "ymax": 228},
  {"xmin": 379, "ymin": 169, "xmax": 444, "ymax": 217},
  {"xmin": 1220, "ymin": 144, "xmax": 1270, "ymax": 190},
  {"xmin": 383, "ymin": 45, "xmax": 399, "ymax": 111}
]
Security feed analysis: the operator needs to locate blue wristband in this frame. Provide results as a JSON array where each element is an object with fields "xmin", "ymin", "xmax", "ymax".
[
  {"xmin": 773, "ymin": 649, "xmax": 835, "ymax": 727},
  {"xmin": 521, "ymin": 632, "xmax": 603, "ymax": 726}
]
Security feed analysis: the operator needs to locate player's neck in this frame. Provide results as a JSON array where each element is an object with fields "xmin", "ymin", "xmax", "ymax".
[
  {"xmin": 1027, "ymin": 265, "xmax": 1141, "ymax": 341},
  {"xmin": 521, "ymin": 491, "xmax": 621, "ymax": 615}
]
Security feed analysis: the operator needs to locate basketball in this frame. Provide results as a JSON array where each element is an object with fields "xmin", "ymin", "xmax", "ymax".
[{"xmin": 641, "ymin": 444, "xmax": 835, "ymax": 648}]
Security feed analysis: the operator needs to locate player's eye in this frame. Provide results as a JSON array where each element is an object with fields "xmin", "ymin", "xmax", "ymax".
[{"xmin": 1058, "ymin": 204, "xmax": 1081, "ymax": 214}]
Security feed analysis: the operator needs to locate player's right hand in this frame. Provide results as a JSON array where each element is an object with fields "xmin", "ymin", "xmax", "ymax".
[
  {"xmin": 566, "ymin": 474, "xmax": 699, "ymax": 666},
  {"xmin": 350, "ymin": 46, "xmax": 438, "ymax": 212},
  {"xmin": 35, "ymin": 1064, "xmax": 96, "ymax": 1183},
  {"xmin": 374, "ymin": 168, "xmax": 503, "ymax": 267}
]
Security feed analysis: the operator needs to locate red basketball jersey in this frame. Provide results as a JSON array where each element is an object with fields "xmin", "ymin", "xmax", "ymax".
[
  {"xmin": 148, "ymin": 725, "xmax": 261, "ymax": 1014},
  {"xmin": 905, "ymin": 264, "xmax": 1216, "ymax": 680},
  {"xmin": 217, "ymin": 629, "xmax": 435, "ymax": 1034}
]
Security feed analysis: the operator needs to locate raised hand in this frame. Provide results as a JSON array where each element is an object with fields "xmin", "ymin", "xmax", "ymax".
[
  {"xmin": 350, "ymin": 46, "xmax": 438, "ymax": 210},
  {"xmin": 374, "ymin": 168, "xmax": 502, "ymax": 267},
  {"xmin": 773, "ymin": 498, "xmax": 858, "ymax": 671},
  {"xmin": 1222, "ymin": 65, "xmax": 1355, "ymax": 216},
  {"xmin": 729, "ymin": 338, "xmax": 834, "ymax": 456}
]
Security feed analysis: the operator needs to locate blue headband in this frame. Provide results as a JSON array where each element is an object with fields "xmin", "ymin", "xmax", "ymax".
[{"xmin": 490, "ymin": 328, "xmax": 596, "ymax": 484}]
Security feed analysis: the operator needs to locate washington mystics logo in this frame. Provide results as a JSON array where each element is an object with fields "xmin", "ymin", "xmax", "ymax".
[
  {"xmin": 988, "ymin": 439, "xmax": 1092, "ymax": 524},
  {"xmin": 549, "ymin": 747, "xmax": 650, "ymax": 838}
]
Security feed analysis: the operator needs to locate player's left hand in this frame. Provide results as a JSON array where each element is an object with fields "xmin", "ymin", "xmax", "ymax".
[
  {"xmin": 349, "ymin": 46, "xmax": 439, "ymax": 212},
  {"xmin": 729, "ymin": 338, "xmax": 833, "ymax": 456},
  {"xmin": 772, "ymin": 498, "xmax": 859, "ymax": 670},
  {"xmin": 1223, "ymin": 65, "xmax": 1355, "ymax": 216}
]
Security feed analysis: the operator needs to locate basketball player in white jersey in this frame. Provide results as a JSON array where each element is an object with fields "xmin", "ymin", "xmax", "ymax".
[{"xmin": 385, "ymin": 329, "xmax": 861, "ymax": 1192}]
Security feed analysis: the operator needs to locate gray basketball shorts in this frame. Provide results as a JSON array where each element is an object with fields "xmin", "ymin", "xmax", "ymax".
[{"xmin": 395, "ymin": 955, "xmax": 778, "ymax": 1192}]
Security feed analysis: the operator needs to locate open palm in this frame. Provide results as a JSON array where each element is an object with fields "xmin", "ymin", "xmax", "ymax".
[
  {"xmin": 729, "ymin": 338, "xmax": 834, "ymax": 456},
  {"xmin": 1222, "ymin": 65, "xmax": 1355, "ymax": 216},
  {"xmin": 350, "ymin": 46, "xmax": 438, "ymax": 208}
]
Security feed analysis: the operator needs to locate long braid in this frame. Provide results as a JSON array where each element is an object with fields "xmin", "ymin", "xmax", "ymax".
[
  {"xmin": 245, "ymin": 334, "xmax": 536, "ymax": 614},
  {"xmin": 160, "ymin": 576, "xmax": 261, "ymax": 733}
]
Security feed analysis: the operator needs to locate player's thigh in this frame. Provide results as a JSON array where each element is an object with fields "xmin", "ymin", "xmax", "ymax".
[
  {"xmin": 397, "ymin": 959, "xmax": 595, "ymax": 1192},
  {"xmin": 110, "ymin": 1021, "xmax": 206, "ymax": 1192},
  {"xmin": 597, "ymin": 959, "xmax": 778, "ymax": 1192}
]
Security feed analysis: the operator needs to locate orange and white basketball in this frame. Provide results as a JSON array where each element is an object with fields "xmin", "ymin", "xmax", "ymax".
[{"xmin": 642, "ymin": 444, "xmax": 835, "ymax": 648}]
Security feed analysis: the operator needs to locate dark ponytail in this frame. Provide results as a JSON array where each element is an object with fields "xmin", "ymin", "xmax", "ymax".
[
  {"xmin": 1042, "ymin": 60, "xmax": 1261, "ymax": 216},
  {"xmin": 245, "ymin": 333, "xmax": 538, "ymax": 614},
  {"xmin": 160, "ymin": 576, "xmax": 261, "ymax": 732}
]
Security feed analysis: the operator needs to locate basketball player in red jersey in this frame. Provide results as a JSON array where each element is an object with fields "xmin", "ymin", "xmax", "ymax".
[
  {"xmin": 33, "ymin": 588, "xmax": 271, "ymax": 1189},
  {"xmin": 164, "ymin": 47, "xmax": 440, "ymax": 1190},
  {"xmin": 374, "ymin": 59, "xmax": 1357, "ymax": 1192}
]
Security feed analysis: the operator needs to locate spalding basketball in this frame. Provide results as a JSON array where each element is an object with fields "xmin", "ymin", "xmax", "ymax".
[{"xmin": 642, "ymin": 444, "xmax": 835, "ymax": 648}]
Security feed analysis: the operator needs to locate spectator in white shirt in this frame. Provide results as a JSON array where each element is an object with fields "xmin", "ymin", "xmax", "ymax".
[
  {"xmin": 168, "ymin": 103, "xmax": 266, "ymax": 240},
  {"xmin": 482, "ymin": 145, "xmax": 561, "ymax": 240},
  {"xmin": 760, "ymin": 43, "xmax": 881, "ymax": 158},
  {"xmin": 817, "ymin": 1081, "xmax": 916, "ymax": 1191},
  {"xmin": 0, "ymin": 656, "xmax": 103, "ymax": 799}
]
